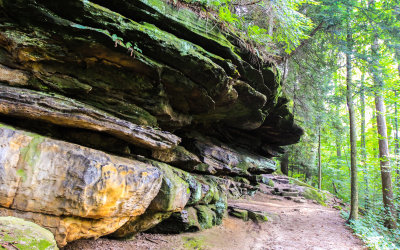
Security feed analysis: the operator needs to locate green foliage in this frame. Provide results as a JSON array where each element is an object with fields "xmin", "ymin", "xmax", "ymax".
[
  {"xmin": 184, "ymin": 0, "xmax": 316, "ymax": 55},
  {"xmin": 110, "ymin": 34, "xmax": 142, "ymax": 56},
  {"xmin": 218, "ymin": 6, "xmax": 238, "ymax": 23},
  {"xmin": 280, "ymin": 0, "xmax": 400, "ymax": 244},
  {"xmin": 342, "ymin": 210, "xmax": 400, "ymax": 249},
  {"xmin": 265, "ymin": 0, "xmax": 318, "ymax": 53}
]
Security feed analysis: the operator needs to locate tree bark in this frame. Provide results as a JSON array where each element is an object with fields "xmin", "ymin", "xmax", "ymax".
[
  {"xmin": 394, "ymin": 90, "xmax": 399, "ymax": 189},
  {"xmin": 280, "ymin": 152, "xmax": 289, "ymax": 176},
  {"xmin": 346, "ymin": 24, "xmax": 358, "ymax": 221},
  {"xmin": 318, "ymin": 127, "xmax": 322, "ymax": 190},
  {"xmin": 372, "ymin": 35, "xmax": 397, "ymax": 229},
  {"xmin": 395, "ymin": 49, "xmax": 400, "ymax": 189},
  {"xmin": 360, "ymin": 72, "xmax": 369, "ymax": 210},
  {"xmin": 332, "ymin": 181, "xmax": 338, "ymax": 195},
  {"xmin": 336, "ymin": 139, "xmax": 342, "ymax": 158}
]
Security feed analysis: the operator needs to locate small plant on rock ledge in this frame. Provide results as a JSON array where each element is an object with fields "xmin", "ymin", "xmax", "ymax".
[{"xmin": 111, "ymin": 34, "xmax": 142, "ymax": 57}]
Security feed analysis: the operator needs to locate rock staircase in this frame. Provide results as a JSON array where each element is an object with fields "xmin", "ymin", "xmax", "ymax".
[{"xmin": 264, "ymin": 175, "xmax": 306, "ymax": 203}]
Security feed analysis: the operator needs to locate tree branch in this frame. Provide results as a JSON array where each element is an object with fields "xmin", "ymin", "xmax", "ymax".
[
  {"xmin": 233, "ymin": 0, "xmax": 262, "ymax": 6},
  {"xmin": 284, "ymin": 21, "xmax": 324, "ymax": 61}
]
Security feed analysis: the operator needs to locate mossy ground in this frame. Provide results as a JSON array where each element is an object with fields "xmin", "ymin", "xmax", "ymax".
[
  {"xmin": 183, "ymin": 236, "xmax": 205, "ymax": 250},
  {"xmin": 287, "ymin": 177, "xmax": 327, "ymax": 206}
]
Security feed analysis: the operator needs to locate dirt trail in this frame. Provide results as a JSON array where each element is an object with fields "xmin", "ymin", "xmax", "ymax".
[{"xmin": 64, "ymin": 192, "xmax": 365, "ymax": 250}]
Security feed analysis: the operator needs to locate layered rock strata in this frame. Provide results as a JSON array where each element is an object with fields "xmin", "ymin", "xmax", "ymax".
[{"xmin": 0, "ymin": 0, "xmax": 303, "ymax": 247}]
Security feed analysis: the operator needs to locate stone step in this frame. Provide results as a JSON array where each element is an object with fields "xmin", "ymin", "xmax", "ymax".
[
  {"xmin": 293, "ymin": 198, "xmax": 307, "ymax": 203},
  {"xmin": 272, "ymin": 179, "xmax": 289, "ymax": 184},
  {"xmin": 282, "ymin": 188, "xmax": 297, "ymax": 192},
  {"xmin": 280, "ymin": 191, "xmax": 299, "ymax": 197},
  {"xmin": 228, "ymin": 206, "xmax": 268, "ymax": 223}
]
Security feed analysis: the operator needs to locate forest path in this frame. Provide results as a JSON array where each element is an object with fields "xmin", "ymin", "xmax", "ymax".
[{"xmin": 64, "ymin": 192, "xmax": 366, "ymax": 250}]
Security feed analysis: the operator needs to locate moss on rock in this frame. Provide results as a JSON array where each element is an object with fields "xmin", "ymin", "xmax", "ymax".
[
  {"xmin": 195, "ymin": 205, "xmax": 216, "ymax": 229},
  {"xmin": 229, "ymin": 208, "xmax": 248, "ymax": 221},
  {"xmin": 0, "ymin": 216, "xmax": 58, "ymax": 250},
  {"xmin": 302, "ymin": 188, "xmax": 327, "ymax": 206}
]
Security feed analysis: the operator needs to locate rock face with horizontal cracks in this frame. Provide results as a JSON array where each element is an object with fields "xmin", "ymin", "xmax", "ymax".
[
  {"xmin": 0, "ymin": 0, "xmax": 303, "ymax": 247},
  {"xmin": 0, "ymin": 85, "xmax": 181, "ymax": 150},
  {"xmin": 186, "ymin": 135, "xmax": 276, "ymax": 176}
]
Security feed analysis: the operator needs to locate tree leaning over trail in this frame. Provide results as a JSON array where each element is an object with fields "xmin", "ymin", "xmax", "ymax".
[{"xmin": 346, "ymin": 17, "xmax": 358, "ymax": 222}]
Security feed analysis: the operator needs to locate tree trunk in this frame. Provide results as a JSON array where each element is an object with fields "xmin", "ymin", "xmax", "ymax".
[
  {"xmin": 336, "ymin": 139, "xmax": 342, "ymax": 158},
  {"xmin": 280, "ymin": 152, "xmax": 289, "ymax": 176},
  {"xmin": 318, "ymin": 127, "xmax": 322, "ymax": 190},
  {"xmin": 268, "ymin": 13, "xmax": 274, "ymax": 39},
  {"xmin": 394, "ymin": 90, "xmax": 399, "ymax": 190},
  {"xmin": 395, "ymin": 49, "xmax": 400, "ymax": 189},
  {"xmin": 346, "ymin": 24, "xmax": 358, "ymax": 221},
  {"xmin": 372, "ymin": 35, "xmax": 397, "ymax": 229},
  {"xmin": 360, "ymin": 72, "xmax": 369, "ymax": 210},
  {"xmin": 332, "ymin": 181, "xmax": 338, "ymax": 194}
]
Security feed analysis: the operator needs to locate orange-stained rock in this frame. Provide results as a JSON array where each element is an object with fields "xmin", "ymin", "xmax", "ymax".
[{"xmin": 0, "ymin": 124, "xmax": 163, "ymax": 220}]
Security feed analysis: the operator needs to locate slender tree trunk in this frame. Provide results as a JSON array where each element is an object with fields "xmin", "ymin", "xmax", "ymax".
[
  {"xmin": 360, "ymin": 73, "xmax": 369, "ymax": 210},
  {"xmin": 318, "ymin": 127, "xmax": 322, "ymax": 190},
  {"xmin": 332, "ymin": 181, "xmax": 338, "ymax": 194},
  {"xmin": 268, "ymin": 13, "xmax": 274, "ymax": 38},
  {"xmin": 394, "ymin": 90, "xmax": 399, "ymax": 190},
  {"xmin": 372, "ymin": 35, "xmax": 397, "ymax": 229},
  {"xmin": 395, "ymin": 49, "xmax": 400, "ymax": 190},
  {"xmin": 282, "ymin": 58, "xmax": 289, "ymax": 86},
  {"xmin": 280, "ymin": 152, "xmax": 289, "ymax": 176},
  {"xmin": 346, "ymin": 24, "xmax": 358, "ymax": 221},
  {"xmin": 336, "ymin": 139, "xmax": 342, "ymax": 158}
]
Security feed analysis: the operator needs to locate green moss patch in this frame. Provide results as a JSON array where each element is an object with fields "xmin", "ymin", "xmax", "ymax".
[
  {"xmin": 302, "ymin": 188, "xmax": 327, "ymax": 206},
  {"xmin": 0, "ymin": 217, "xmax": 58, "ymax": 250},
  {"xmin": 183, "ymin": 236, "xmax": 205, "ymax": 250}
]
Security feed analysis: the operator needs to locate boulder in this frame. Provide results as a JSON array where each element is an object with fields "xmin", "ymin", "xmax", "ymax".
[
  {"xmin": 0, "ymin": 216, "xmax": 58, "ymax": 250},
  {"xmin": 145, "ymin": 161, "xmax": 191, "ymax": 213},
  {"xmin": 248, "ymin": 211, "xmax": 268, "ymax": 223},
  {"xmin": 195, "ymin": 205, "xmax": 216, "ymax": 229},
  {"xmin": 0, "ymin": 124, "xmax": 163, "ymax": 246},
  {"xmin": 148, "ymin": 207, "xmax": 201, "ymax": 234},
  {"xmin": 229, "ymin": 208, "xmax": 248, "ymax": 221},
  {"xmin": 0, "ymin": 124, "xmax": 162, "ymax": 218},
  {"xmin": 228, "ymin": 207, "xmax": 268, "ymax": 223},
  {"xmin": 110, "ymin": 161, "xmax": 229, "ymax": 238},
  {"xmin": 108, "ymin": 211, "xmax": 172, "ymax": 239},
  {"xmin": 0, "ymin": 207, "xmax": 129, "ymax": 247},
  {"xmin": 109, "ymin": 160, "xmax": 191, "ymax": 238}
]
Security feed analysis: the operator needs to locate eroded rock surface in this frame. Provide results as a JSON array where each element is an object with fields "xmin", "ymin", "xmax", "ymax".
[
  {"xmin": 0, "ymin": 125, "xmax": 163, "ymax": 246},
  {"xmin": 0, "ymin": 85, "xmax": 180, "ymax": 150},
  {"xmin": 0, "ymin": 0, "xmax": 303, "ymax": 247}
]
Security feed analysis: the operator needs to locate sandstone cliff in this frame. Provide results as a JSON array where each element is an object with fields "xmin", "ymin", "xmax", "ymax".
[{"xmin": 0, "ymin": 0, "xmax": 303, "ymax": 247}]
